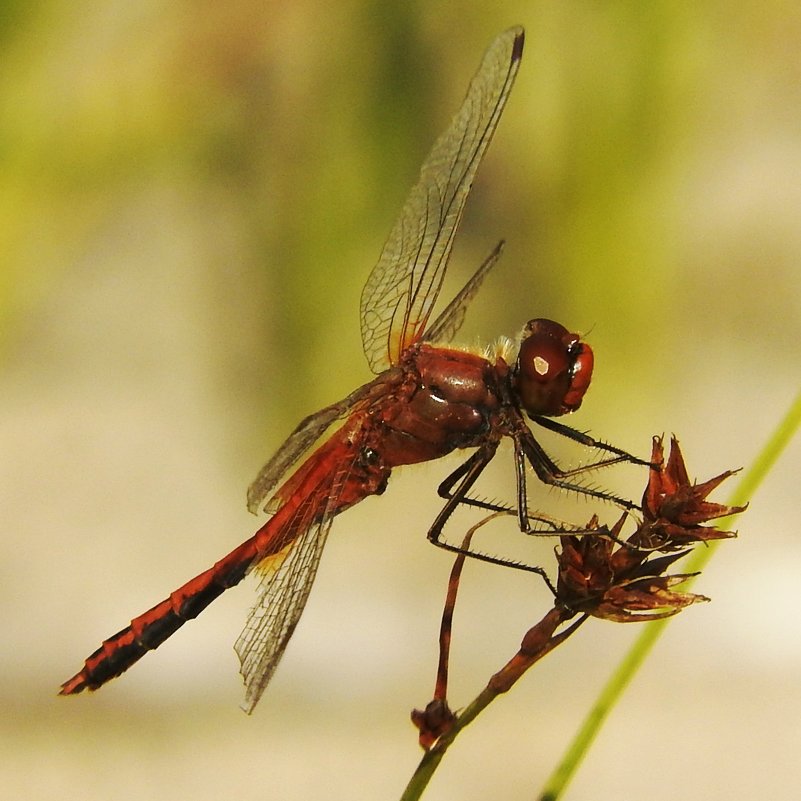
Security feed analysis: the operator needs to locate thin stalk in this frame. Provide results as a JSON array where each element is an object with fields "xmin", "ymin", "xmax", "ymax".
[
  {"xmin": 538, "ymin": 389, "xmax": 801, "ymax": 801},
  {"xmin": 401, "ymin": 612, "xmax": 586, "ymax": 801}
]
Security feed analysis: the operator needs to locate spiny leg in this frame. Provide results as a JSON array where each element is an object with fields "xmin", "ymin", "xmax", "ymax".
[
  {"xmin": 437, "ymin": 446, "xmax": 570, "ymax": 534},
  {"xmin": 428, "ymin": 445, "xmax": 557, "ymax": 581},
  {"xmin": 531, "ymin": 415, "xmax": 654, "ymax": 469},
  {"xmin": 519, "ymin": 426, "xmax": 641, "ymax": 511},
  {"xmin": 435, "ymin": 447, "xmax": 612, "ymax": 545},
  {"xmin": 437, "ymin": 446, "xmax": 509, "ymax": 515}
]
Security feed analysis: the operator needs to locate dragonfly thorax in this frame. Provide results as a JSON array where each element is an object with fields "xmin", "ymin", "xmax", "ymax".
[
  {"xmin": 375, "ymin": 345, "xmax": 502, "ymax": 467},
  {"xmin": 512, "ymin": 318, "xmax": 594, "ymax": 418}
]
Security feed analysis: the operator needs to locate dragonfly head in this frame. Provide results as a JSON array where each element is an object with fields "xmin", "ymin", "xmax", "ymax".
[{"xmin": 512, "ymin": 319, "xmax": 594, "ymax": 417}]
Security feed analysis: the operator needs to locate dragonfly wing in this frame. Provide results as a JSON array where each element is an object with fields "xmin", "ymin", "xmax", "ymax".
[
  {"xmin": 247, "ymin": 377, "xmax": 381, "ymax": 514},
  {"xmin": 235, "ymin": 516, "xmax": 331, "ymax": 714},
  {"xmin": 421, "ymin": 239, "xmax": 505, "ymax": 345},
  {"xmin": 236, "ymin": 437, "xmax": 364, "ymax": 714},
  {"xmin": 359, "ymin": 27, "xmax": 524, "ymax": 373}
]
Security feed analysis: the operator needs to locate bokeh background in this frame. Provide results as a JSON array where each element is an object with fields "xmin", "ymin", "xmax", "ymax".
[{"xmin": 2, "ymin": 2, "xmax": 800, "ymax": 800}]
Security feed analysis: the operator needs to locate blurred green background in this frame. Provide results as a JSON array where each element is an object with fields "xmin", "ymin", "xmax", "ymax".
[{"xmin": 2, "ymin": 2, "xmax": 800, "ymax": 800}]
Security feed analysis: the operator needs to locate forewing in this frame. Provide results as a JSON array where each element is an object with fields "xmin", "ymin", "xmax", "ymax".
[
  {"xmin": 235, "ymin": 447, "xmax": 360, "ymax": 714},
  {"xmin": 359, "ymin": 27, "xmax": 524, "ymax": 373},
  {"xmin": 421, "ymin": 239, "xmax": 505, "ymax": 345}
]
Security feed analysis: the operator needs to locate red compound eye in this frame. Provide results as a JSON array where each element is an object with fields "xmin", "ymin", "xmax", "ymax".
[{"xmin": 514, "ymin": 318, "xmax": 594, "ymax": 417}]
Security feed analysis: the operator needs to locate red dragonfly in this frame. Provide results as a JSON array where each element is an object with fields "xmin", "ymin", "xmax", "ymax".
[{"xmin": 60, "ymin": 27, "xmax": 644, "ymax": 714}]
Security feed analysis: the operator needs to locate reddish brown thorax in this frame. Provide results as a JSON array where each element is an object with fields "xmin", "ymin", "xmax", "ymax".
[
  {"xmin": 512, "ymin": 318, "xmax": 594, "ymax": 417},
  {"xmin": 377, "ymin": 345, "xmax": 502, "ymax": 467},
  {"xmin": 374, "ymin": 320, "xmax": 595, "ymax": 469}
]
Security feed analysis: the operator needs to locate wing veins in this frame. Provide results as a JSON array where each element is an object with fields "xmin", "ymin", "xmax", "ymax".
[
  {"xmin": 247, "ymin": 377, "xmax": 383, "ymax": 514},
  {"xmin": 359, "ymin": 27, "xmax": 524, "ymax": 372},
  {"xmin": 236, "ymin": 439, "xmax": 363, "ymax": 713}
]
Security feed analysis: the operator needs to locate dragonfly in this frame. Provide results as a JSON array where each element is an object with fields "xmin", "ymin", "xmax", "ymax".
[{"xmin": 60, "ymin": 26, "xmax": 645, "ymax": 714}]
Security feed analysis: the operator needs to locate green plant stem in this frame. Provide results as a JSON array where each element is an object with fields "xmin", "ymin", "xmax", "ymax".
[{"xmin": 538, "ymin": 389, "xmax": 801, "ymax": 801}]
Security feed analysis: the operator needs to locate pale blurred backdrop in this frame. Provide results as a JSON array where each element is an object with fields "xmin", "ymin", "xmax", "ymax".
[{"xmin": 2, "ymin": 2, "xmax": 800, "ymax": 800}]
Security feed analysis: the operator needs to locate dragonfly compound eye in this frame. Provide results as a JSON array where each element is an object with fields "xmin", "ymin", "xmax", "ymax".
[{"xmin": 513, "ymin": 318, "xmax": 594, "ymax": 417}]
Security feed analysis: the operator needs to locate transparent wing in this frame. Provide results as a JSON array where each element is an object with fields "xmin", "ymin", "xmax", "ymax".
[
  {"xmin": 247, "ymin": 378, "xmax": 380, "ymax": 514},
  {"xmin": 421, "ymin": 239, "xmax": 505, "ymax": 345},
  {"xmin": 236, "ymin": 444, "xmax": 362, "ymax": 714},
  {"xmin": 359, "ymin": 27, "xmax": 524, "ymax": 373}
]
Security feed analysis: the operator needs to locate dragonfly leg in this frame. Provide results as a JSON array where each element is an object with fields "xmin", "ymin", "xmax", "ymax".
[
  {"xmin": 436, "ymin": 445, "xmax": 511, "ymax": 515},
  {"xmin": 436, "ymin": 441, "xmax": 607, "ymax": 534},
  {"xmin": 531, "ymin": 415, "xmax": 654, "ymax": 468},
  {"xmin": 518, "ymin": 425, "xmax": 641, "ymax": 511},
  {"xmin": 428, "ymin": 445, "xmax": 555, "ymax": 586}
]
